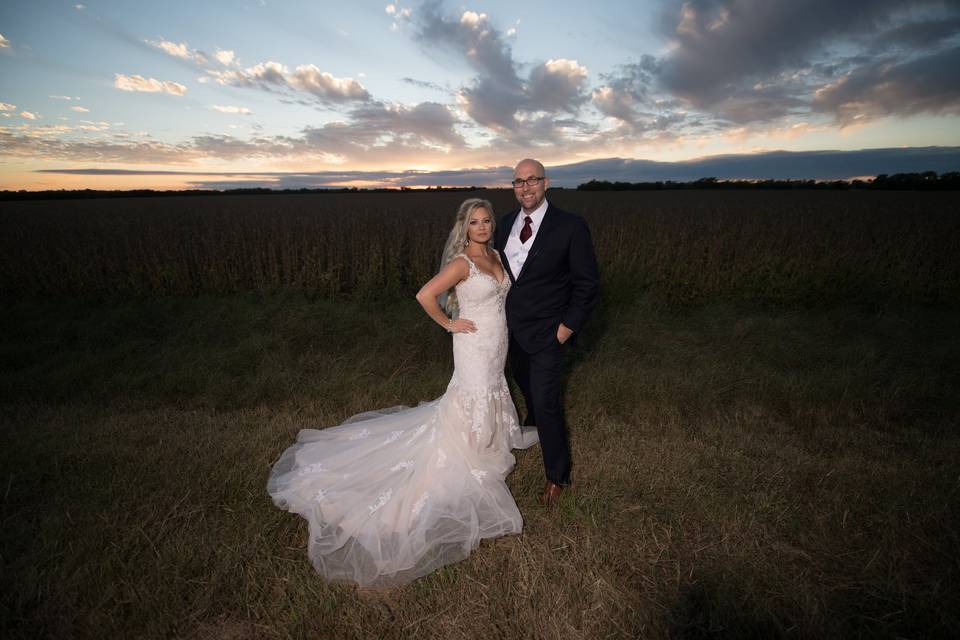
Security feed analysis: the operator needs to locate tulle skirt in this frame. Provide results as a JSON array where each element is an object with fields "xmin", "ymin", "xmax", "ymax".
[{"xmin": 268, "ymin": 379, "xmax": 538, "ymax": 587}]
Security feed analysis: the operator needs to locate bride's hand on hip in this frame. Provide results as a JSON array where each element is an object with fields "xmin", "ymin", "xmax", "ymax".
[{"xmin": 451, "ymin": 318, "xmax": 477, "ymax": 333}]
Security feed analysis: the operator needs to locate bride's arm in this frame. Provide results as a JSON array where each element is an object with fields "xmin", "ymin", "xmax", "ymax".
[{"xmin": 415, "ymin": 258, "xmax": 476, "ymax": 333}]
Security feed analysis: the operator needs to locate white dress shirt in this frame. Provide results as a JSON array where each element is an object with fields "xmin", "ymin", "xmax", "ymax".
[{"xmin": 504, "ymin": 198, "xmax": 549, "ymax": 279}]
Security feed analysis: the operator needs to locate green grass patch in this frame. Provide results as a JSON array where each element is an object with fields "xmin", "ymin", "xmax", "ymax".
[{"xmin": 2, "ymin": 293, "xmax": 958, "ymax": 638}]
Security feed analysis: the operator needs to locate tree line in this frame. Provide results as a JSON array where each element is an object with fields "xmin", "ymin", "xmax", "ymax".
[
  {"xmin": 2, "ymin": 171, "xmax": 958, "ymax": 201},
  {"xmin": 576, "ymin": 171, "xmax": 960, "ymax": 191}
]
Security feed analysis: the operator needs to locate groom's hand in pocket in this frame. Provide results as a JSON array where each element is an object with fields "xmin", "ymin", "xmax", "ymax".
[{"xmin": 557, "ymin": 323, "xmax": 573, "ymax": 344}]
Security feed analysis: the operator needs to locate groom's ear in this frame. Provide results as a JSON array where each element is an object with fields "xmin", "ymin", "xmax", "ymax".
[{"xmin": 544, "ymin": 176, "xmax": 550, "ymax": 190}]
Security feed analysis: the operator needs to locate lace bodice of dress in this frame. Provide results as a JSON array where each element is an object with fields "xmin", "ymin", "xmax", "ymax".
[
  {"xmin": 451, "ymin": 253, "xmax": 510, "ymax": 392},
  {"xmin": 453, "ymin": 252, "xmax": 509, "ymax": 317}
]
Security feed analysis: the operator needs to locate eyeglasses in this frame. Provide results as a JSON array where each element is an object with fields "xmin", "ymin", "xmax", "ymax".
[{"xmin": 511, "ymin": 176, "xmax": 545, "ymax": 188}]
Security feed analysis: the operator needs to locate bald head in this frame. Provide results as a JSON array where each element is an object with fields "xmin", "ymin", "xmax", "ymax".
[
  {"xmin": 514, "ymin": 158, "xmax": 546, "ymax": 177},
  {"xmin": 512, "ymin": 158, "xmax": 549, "ymax": 214}
]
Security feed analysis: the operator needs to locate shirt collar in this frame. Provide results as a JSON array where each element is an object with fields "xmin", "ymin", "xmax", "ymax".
[{"xmin": 519, "ymin": 198, "xmax": 549, "ymax": 226}]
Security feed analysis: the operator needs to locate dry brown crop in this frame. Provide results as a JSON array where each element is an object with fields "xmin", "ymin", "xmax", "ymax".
[{"xmin": 1, "ymin": 190, "xmax": 958, "ymax": 305}]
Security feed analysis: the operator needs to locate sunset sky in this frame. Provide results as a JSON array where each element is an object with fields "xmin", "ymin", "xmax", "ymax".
[{"xmin": 1, "ymin": 0, "xmax": 959, "ymax": 190}]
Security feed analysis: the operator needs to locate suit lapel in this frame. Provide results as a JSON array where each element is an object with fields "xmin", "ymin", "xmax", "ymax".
[{"xmin": 498, "ymin": 210, "xmax": 520, "ymax": 284}]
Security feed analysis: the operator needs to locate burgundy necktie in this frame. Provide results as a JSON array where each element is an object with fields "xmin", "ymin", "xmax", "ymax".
[{"xmin": 519, "ymin": 215, "xmax": 532, "ymax": 243}]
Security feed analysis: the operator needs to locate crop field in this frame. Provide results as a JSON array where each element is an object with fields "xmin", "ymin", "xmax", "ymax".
[
  {"xmin": 1, "ymin": 190, "xmax": 959, "ymax": 639},
  {"xmin": 2, "ymin": 189, "xmax": 958, "ymax": 305}
]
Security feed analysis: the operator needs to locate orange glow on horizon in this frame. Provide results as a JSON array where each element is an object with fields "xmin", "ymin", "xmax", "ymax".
[{"xmin": 0, "ymin": 170, "xmax": 510, "ymax": 192}]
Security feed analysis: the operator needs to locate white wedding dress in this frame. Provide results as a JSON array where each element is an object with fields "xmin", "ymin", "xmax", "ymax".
[{"xmin": 268, "ymin": 254, "xmax": 538, "ymax": 587}]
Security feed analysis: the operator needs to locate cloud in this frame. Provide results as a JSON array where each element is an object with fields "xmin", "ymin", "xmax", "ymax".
[
  {"xmin": 74, "ymin": 4, "xmax": 86, "ymax": 10},
  {"xmin": 813, "ymin": 46, "xmax": 960, "ymax": 124},
  {"xmin": 2, "ymin": 95, "xmax": 463, "ymax": 168},
  {"xmin": 651, "ymin": 0, "xmax": 960, "ymax": 126},
  {"xmin": 0, "ymin": 33, "xmax": 10, "ymax": 49},
  {"xmin": 657, "ymin": 0, "xmax": 900, "ymax": 106},
  {"xmin": 70, "ymin": 106, "xmax": 91, "ymax": 113},
  {"xmin": 528, "ymin": 59, "xmax": 589, "ymax": 114},
  {"xmin": 386, "ymin": 3, "xmax": 411, "ymax": 30},
  {"xmin": 592, "ymin": 86, "xmax": 641, "ymax": 123},
  {"xmin": 246, "ymin": 61, "xmax": 287, "ymax": 86},
  {"xmin": 0, "ymin": 102, "xmax": 15, "ymax": 112},
  {"xmin": 542, "ymin": 146, "xmax": 960, "ymax": 183},
  {"xmin": 49, "ymin": 95, "xmax": 80, "ymax": 101},
  {"xmin": 414, "ymin": 6, "xmax": 523, "ymax": 130},
  {"xmin": 113, "ymin": 73, "xmax": 187, "ymax": 96},
  {"xmin": 411, "ymin": 5, "xmax": 591, "ymax": 133},
  {"xmin": 594, "ymin": 57, "xmax": 660, "ymax": 120},
  {"xmin": 867, "ymin": 16, "xmax": 960, "ymax": 53},
  {"xmin": 77, "ymin": 120, "xmax": 110, "ymax": 132},
  {"xmin": 212, "ymin": 105, "xmax": 252, "ymax": 115},
  {"xmin": 21, "ymin": 111, "xmax": 40, "ymax": 120},
  {"xmin": 212, "ymin": 61, "xmax": 286, "ymax": 88},
  {"xmin": 190, "ymin": 134, "xmax": 298, "ymax": 160},
  {"xmin": 145, "ymin": 36, "xmax": 369, "ymax": 106},
  {"xmin": 0, "ymin": 125, "xmax": 192, "ymax": 163},
  {"xmin": 302, "ymin": 101, "xmax": 464, "ymax": 153},
  {"xmin": 458, "ymin": 77, "xmax": 525, "ymax": 132},
  {"xmin": 19, "ymin": 124, "xmax": 74, "ymax": 137},
  {"xmin": 401, "ymin": 77, "xmax": 450, "ymax": 94},
  {"xmin": 147, "ymin": 38, "xmax": 208, "ymax": 65},
  {"xmin": 591, "ymin": 57, "xmax": 703, "ymax": 137},
  {"xmin": 214, "ymin": 49, "xmax": 235, "ymax": 65},
  {"xmin": 591, "ymin": 90, "xmax": 690, "ymax": 136},
  {"xmin": 33, "ymin": 147, "xmax": 960, "ymax": 188},
  {"xmin": 290, "ymin": 65, "xmax": 371, "ymax": 101},
  {"xmin": 209, "ymin": 61, "xmax": 370, "ymax": 103},
  {"xmin": 26, "ymin": 100, "xmax": 461, "ymax": 165},
  {"xmin": 704, "ymin": 85, "xmax": 807, "ymax": 124}
]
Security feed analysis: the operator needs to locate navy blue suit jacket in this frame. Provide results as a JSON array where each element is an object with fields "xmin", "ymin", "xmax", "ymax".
[{"xmin": 495, "ymin": 204, "xmax": 599, "ymax": 353}]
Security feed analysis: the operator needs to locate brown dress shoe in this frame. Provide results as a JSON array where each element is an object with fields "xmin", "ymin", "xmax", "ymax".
[{"xmin": 538, "ymin": 481, "xmax": 564, "ymax": 506}]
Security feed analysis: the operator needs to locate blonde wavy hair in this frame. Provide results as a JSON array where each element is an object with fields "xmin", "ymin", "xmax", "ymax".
[{"xmin": 439, "ymin": 198, "xmax": 496, "ymax": 317}]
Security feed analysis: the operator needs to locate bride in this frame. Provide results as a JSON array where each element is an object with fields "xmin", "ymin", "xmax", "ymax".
[{"xmin": 268, "ymin": 198, "xmax": 538, "ymax": 587}]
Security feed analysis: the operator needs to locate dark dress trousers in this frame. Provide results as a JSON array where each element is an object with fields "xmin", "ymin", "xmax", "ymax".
[{"xmin": 495, "ymin": 204, "xmax": 599, "ymax": 486}]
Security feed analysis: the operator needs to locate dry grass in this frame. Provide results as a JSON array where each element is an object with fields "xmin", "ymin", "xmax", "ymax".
[{"xmin": 2, "ymin": 292, "xmax": 958, "ymax": 639}]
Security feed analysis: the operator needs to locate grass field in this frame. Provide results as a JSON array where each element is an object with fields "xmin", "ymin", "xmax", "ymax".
[
  {"xmin": 3, "ymin": 292, "xmax": 959, "ymax": 639},
  {"xmin": 2, "ymin": 191, "xmax": 959, "ymax": 638}
]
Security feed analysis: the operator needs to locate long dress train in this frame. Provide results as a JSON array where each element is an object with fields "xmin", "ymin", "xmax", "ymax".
[{"xmin": 267, "ymin": 254, "xmax": 537, "ymax": 587}]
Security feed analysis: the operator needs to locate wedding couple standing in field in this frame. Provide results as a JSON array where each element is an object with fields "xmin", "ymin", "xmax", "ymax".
[{"xmin": 268, "ymin": 158, "xmax": 599, "ymax": 587}]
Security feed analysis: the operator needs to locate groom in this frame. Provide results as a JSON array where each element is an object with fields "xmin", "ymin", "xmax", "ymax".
[{"xmin": 495, "ymin": 158, "xmax": 599, "ymax": 506}]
